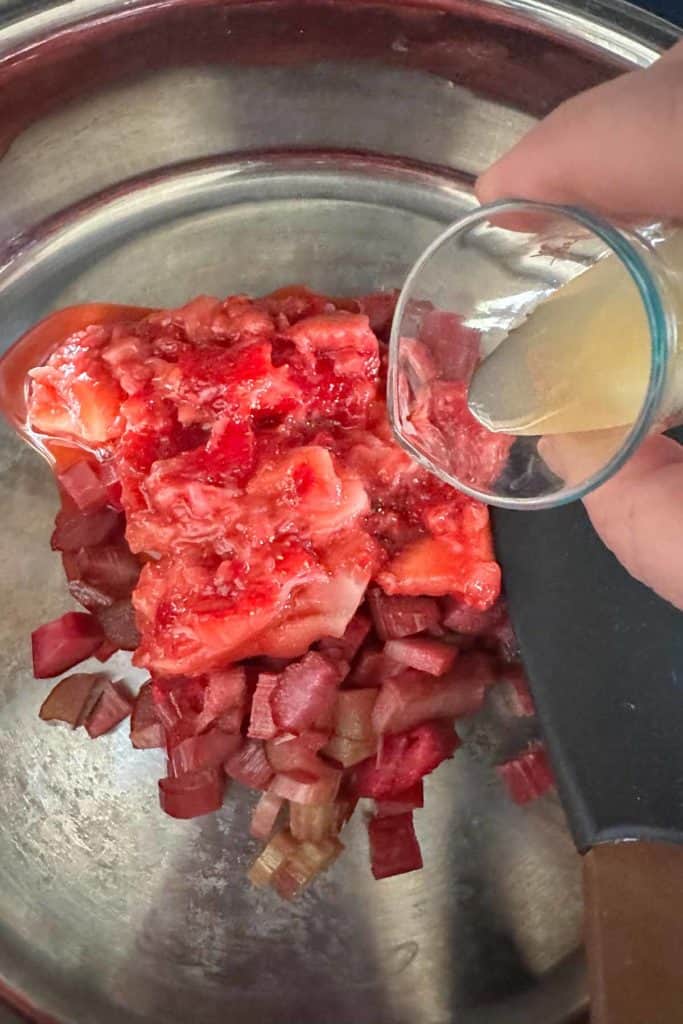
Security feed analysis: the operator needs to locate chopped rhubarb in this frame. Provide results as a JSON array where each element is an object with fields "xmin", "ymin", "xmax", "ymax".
[
  {"xmin": 265, "ymin": 735, "xmax": 330, "ymax": 776},
  {"xmin": 298, "ymin": 728, "xmax": 331, "ymax": 752},
  {"xmin": 130, "ymin": 680, "xmax": 165, "ymax": 749},
  {"xmin": 57, "ymin": 460, "xmax": 109, "ymax": 512},
  {"xmin": 158, "ymin": 767, "xmax": 225, "ymax": 819},
  {"xmin": 97, "ymin": 459, "xmax": 123, "ymax": 509},
  {"xmin": 269, "ymin": 769, "xmax": 341, "ymax": 806},
  {"xmin": 367, "ymin": 590, "xmax": 440, "ymax": 641},
  {"xmin": 225, "ymin": 739, "xmax": 273, "ymax": 790},
  {"xmin": 383, "ymin": 637, "xmax": 458, "ymax": 676},
  {"xmin": 418, "ymin": 310, "xmax": 480, "ymax": 381},
  {"xmin": 270, "ymin": 652, "xmax": 342, "ymax": 733},
  {"xmin": 349, "ymin": 720, "xmax": 459, "ymax": 798},
  {"xmin": 39, "ymin": 672, "xmax": 107, "ymax": 728},
  {"xmin": 249, "ymin": 826, "xmax": 344, "ymax": 898},
  {"xmin": 196, "ymin": 667, "xmax": 246, "ymax": 732},
  {"xmin": 375, "ymin": 780, "xmax": 424, "ymax": 817},
  {"xmin": 31, "ymin": 611, "xmax": 105, "ymax": 678},
  {"xmin": 355, "ymin": 290, "xmax": 399, "ymax": 337},
  {"xmin": 215, "ymin": 705, "xmax": 245, "ymax": 734},
  {"xmin": 289, "ymin": 802, "xmax": 346, "ymax": 842},
  {"xmin": 323, "ymin": 734, "xmax": 377, "ymax": 767},
  {"xmin": 368, "ymin": 812, "xmax": 423, "ymax": 880},
  {"xmin": 420, "ymin": 380, "xmax": 512, "ymax": 489},
  {"xmin": 66, "ymin": 544, "xmax": 140, "ymax": 599},
  {"xmin": 94, "ymin": 638, "xmax": 118, "ymax": 662},
  {"xmin": 150, "ymin": 677, "xmax": 188, "ymax": 732},
  {"xmin": 331, "ymin": 688, "xmax": 378, "ymax": 740},
  {"xmin": 67, "ymin": 579, "xmax": 114, "ymax": 612},
  {"xmin": 250, "ymin": 791, "xmax": 284, "ymax": 840},
  {"xmin": 498, "ymin": 747, "xmax": 554, "ymax": 805},
  {"xmin": 490, "ymin": 615, "xmax": 520, "ymax": 663},
  {"xmin": 441, "ymin": 596, "xmax": 505, "ymax": 635},
  {"xmin": 318, "ymin": 612, "xmax": 371, "ymax": 663},
  {"xmin": 51, "ymin": 505, "xmax": 121, "ymax": 552},
  {"xmin": 372, "ymin": 652, "xmax": 497, "ymax": 735},
  {"xmin": 84, "ymin": 680, "xmax": 134, "ymax": 738},
  {"xmin": 496, "ymin": 664, "xmax": 535, "ymax": 718},
  {"xmin": 272, "ymin": 834, "xmax": 344, "ymax": 900},
  {"xmin": 169, "ymin": 727, "xmax": 242, "ymax": 776},
  {"xmin": 248, "ymin": 829, "xmax": 300, "ymax": 888},
  {"xmin": 96, "ymin": 599, "xmax": 140, "ymax": 651},
  {"xmin": 248, "ymin": 672, "xmax": 280, "ymax": 740},
  {"xmin": 346, "ymin": 647, "xmax": 402, "ymax": 688}
]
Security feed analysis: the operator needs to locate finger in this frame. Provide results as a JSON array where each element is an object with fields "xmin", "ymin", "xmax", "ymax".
[
  {"xmin": 476, "ymin": 41, "xmax": 683, "ymax": 220},
  {"xmin": 541, "ymin": 433, "xmax": 683, "ymax": 609}
]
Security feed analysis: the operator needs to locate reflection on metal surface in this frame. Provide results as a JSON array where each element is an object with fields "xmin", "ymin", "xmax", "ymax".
[{"xmin": 0, "ymin": 1, "xmax": 678, "ymax": 1022}]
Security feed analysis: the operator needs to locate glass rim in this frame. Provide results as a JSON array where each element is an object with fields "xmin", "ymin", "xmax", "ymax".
[{"xmin": 387, "ymin": 197, "xmax": 672, "ymax": 511}]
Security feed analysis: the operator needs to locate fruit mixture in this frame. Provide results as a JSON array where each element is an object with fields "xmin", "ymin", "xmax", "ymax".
[{"xmin": 22, "ymin": 286, "xmax": 553, "ymax": 898}]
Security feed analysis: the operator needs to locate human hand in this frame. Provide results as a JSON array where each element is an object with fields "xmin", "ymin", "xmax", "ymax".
[{"xmin": 476, "ymin": 41, "xmax": 683, "ymax": 609}]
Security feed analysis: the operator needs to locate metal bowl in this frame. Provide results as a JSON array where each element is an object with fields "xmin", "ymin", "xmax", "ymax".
[{"xmin": 0, "ymin": 2, "xmax": 677, "ymax": 1022}]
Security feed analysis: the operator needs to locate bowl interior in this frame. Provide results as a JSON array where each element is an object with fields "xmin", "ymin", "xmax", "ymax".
[{"xmin": 0, "ymin": 2, "xmax": 674, "ymax": 1022}]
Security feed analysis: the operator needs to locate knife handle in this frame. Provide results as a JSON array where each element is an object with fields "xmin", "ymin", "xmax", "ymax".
[{"xmin": 583, "ymin": 841, "xmax": 683, "ymax": 1024}]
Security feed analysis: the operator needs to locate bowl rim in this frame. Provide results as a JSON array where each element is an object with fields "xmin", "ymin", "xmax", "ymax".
[{"xmin": 0, "ymin": 0, "xmax": 680, "ymax": 63}]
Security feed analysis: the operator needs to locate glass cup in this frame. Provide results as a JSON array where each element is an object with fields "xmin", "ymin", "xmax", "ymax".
[{"xmin": 388, "ymin": 199, "xmax": 683, "ymax": 510}]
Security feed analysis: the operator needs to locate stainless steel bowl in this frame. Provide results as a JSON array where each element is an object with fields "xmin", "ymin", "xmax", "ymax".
[{"xmin": 0, "ymin": 2, "xmax": 678, "ymax": 1022}]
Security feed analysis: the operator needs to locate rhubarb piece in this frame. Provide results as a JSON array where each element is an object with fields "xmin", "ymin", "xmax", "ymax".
[
  {"xmin": 272, "ymin": 834, "xmax": 344, "ymax": 899},
  {"xmin": 159, "ymin": 767, "xmax": 225, "ymax": 819},
  {"xmin": 349, "ymin": 720, "xmax": 459, "ymax": 798},
  {"xmin": 383, "ymin": 637, "xmax": 458, "ymax": 676},
  {"xmin": 323, "ymin": 734, "xmax": 377, "ymax": 767},
  {"xmin": 57, "ymin": 460, "xmax": 109, "ymax": 512},
  {"xmin": 32, "ymin": 611, "xmax": 104, "ymax": 678},
  {"xmin": 225, "ymin": 739, "xmax": 273, "ymax": 790},
  {"xmin": 368, "ymin": 812, "xmax": 423, "ymax": 879},
  {"xmin": 51, "ymin": 505, "xmax": 121, "ymax": 552},
  {"xmin": 39, "ymin": 671, "xmax": 107, "ymax": 727},
  {"xmin": 498, "ymin": 747, "xmax": 554, "ymax": 805},
  {"xmin": 442, "ymin": 597, "xmax": 505, "ymax": 635},
  {"xmin": 84, "ymin": 680, "xmax": 134, "ymax": 738},
  {"xmin": 250, "ymin": 792, "xmax": 284, "ymax": 840},
  {"xmin": 248, "ymin": 829, "xmax": 299, "ymax": 888},
  {"xmin": 372, "ymin": 652, "xmax": 496, "ymax": 735},
  {"xmin": 269, "ymin": 769, "xmax": 342, "ymax": 806},
  {"xmin": 331, "ymin": 688, "xmax": 378, "ymax": 740},
  {"xmin": 265, "ymin": 735, "xmax": 329, "ymax": 776},
  {"xmin": 96, "ymin": 599, "xmax": 140, "ymax": 651},
  {"xmin": 169, "ymin": 727, "xmax": 242, "ymax": 776},
  {"xmin": 248, "ymin": 672, "xmax": 280, "ymax": 740},
  {"xmin": 318, "ymin": 612, "xmax": 371, "ymax": 662},
  {"xmin": 130, "ymin": 680, "xmax": 165, "ymax": 749},
  {"xmin": 375, "ymin": 781, "xmax": 424, "ymax": 817},
  {"xmin": 289, "ymin": 802, "xmax": 347, "ymax": 842},
  {"xmin": 367, "ymin": 590, "xmax": 441, "ymax": 641},
  {"xmin": 270, "ymin": 652, "xmax": 341, "ymax": 733}
]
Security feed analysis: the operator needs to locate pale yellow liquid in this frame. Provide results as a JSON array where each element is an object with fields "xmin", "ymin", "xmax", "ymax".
[{"xmin": 468, "ymin": 233, "xmax": 683, "ymax": 436}]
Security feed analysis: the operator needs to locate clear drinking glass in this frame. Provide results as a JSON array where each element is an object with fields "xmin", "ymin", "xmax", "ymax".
[{"xmin": 388, "ymin": 199, "xmax": 683, "ymax": 510}]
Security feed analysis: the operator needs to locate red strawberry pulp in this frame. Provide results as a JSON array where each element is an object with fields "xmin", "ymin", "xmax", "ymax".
[
  {"xmin": 24, "ymin": 288, "xmax": 503, "ymax": 676},
  {"xmin": 7, "ymin": 285, "xmax": 548, "ymax": 896}
]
